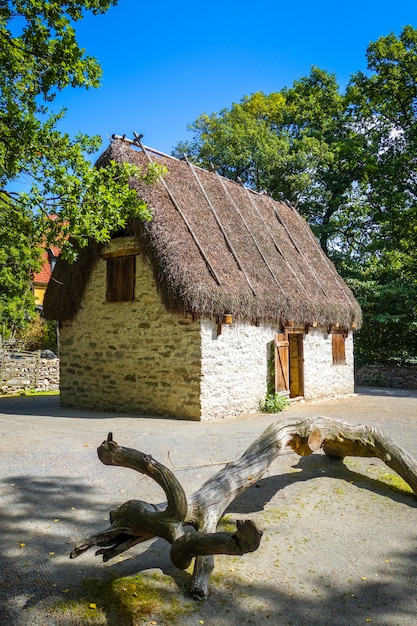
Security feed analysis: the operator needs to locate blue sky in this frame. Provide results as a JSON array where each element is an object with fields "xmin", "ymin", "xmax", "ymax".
[{"xmin": 55, "ymin": 0, "xmax": 417, "ymax": 156}]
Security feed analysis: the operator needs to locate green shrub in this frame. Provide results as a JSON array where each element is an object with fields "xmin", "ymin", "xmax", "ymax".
[
  {"xmin": 259, "ymin": 393, "xmax": 290, "ymax": 413},
  {"xmin": 17, "ymin": 316, "xmax": 58, "ymax": 353}
]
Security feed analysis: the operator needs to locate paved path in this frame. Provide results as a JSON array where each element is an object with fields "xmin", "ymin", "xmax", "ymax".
[{"xmin": 1, "ymin": 388, "xmax": 417, "ymax": 625}]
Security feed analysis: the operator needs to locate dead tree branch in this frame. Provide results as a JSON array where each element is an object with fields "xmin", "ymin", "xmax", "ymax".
[
  {"xmin": 70, "ymin": 432, "xmax": 261, "ymax": 570},
  {"xmin": 70, "ymin": 417, "xmax": 417, "ymax": 599}
]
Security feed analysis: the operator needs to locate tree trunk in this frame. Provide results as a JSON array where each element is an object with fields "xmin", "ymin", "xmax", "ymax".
[{"xmin": 70, "ymin": 417, "xmax": 417, "ymax": 598}]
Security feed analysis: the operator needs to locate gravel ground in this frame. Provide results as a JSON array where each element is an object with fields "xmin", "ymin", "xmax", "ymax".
[{"xmin": 1, "ymin": 387, "xmax": 417, "ymax": 626}]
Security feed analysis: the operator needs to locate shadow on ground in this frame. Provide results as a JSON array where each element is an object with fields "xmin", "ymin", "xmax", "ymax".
[
  {"xmin": 2, "ymin": 386, "xmax": 417, "ymax": 420},
  {"xmin": 227, "ymin": 452, "xmax": 417, "ymax": 515},
  {"xmin": 1, "ymin": 448, "xmax": 417, "ymax": 625},
  {"xmin": 355, "ymin": 385, "xmax": 417, "ymax": 399},
  {"xmin": 0, "ymin": 394, "xmax": 169, "ymax": 420}
]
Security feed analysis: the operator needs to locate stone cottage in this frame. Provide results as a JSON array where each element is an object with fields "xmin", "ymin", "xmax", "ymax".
[{"xmin": 43, "ymin": 136, "xmax": 362, "ymax": 420}]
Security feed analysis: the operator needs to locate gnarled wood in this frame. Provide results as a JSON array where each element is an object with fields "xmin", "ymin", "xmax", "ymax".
[
  {"xmin": 71, "ymin": 417, "xmax": 417, "ymax": 599},
  {"xmin": 70, "ymin": 432, "xmax": 262, "ymax": 571},
  {"xmin": 186, "ymin": 416, "xmax": 417, "ymax": 596},
  {"xmin": 70, "ymin": 432, "xmax": 188, "ymax": 559},
  {"xmin": 170, "ymin": 520, "xmax": 263, "ymax": 570}
]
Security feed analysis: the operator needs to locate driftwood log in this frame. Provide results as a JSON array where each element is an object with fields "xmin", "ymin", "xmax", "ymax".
[{"xmin": 71, "ymin": 416, "xmax": 417, "ymax": 598}]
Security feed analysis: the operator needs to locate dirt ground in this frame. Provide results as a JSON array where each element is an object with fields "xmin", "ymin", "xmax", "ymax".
[{"xmin": 1, "ymin": 387, "xmax": 417, "ymax": 626}]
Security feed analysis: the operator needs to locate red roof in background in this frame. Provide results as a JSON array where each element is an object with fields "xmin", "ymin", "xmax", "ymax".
[
  {"xmin": 33, "ymin": 214, "xmax": 62, "ymax": 288},
  {"xmin": 33, "ymin": 247, "xmax": 60, "ymax": 286}
]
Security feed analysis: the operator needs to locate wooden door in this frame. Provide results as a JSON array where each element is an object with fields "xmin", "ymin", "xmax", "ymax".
[{"xmin": 289, "ymin": 333, "xmax": 304, "ymax": 398}]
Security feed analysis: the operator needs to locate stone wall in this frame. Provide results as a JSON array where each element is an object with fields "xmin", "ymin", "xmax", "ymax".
[
  {"xmin": 0, "ymin": 357, "xmax": 59, "ymax": 395},
  {"xmin": 200, "ymin": 319, "xmax": 273, "ymax": 420},
  {"xmin": 36, "ymin": 357, "xmax": 60, "ymax": 391},
  {"xmin": 355, "ymin": 364, "xmax": 417, "ymax": 389},
  {"xmin": 303, "ymin": 329, "xmax": 355, "ymax": 400},
  {"xmin": 59, "ymin": 237, "xmax": 203, "ymax": 419}
]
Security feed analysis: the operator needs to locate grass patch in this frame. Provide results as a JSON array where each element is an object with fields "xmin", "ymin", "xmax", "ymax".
[
  {"xmin": 22, "ymin": 389, "xmax": 59, "ymax": 396},
  {"xmin": 1, "ymin": 389, "xmax": 59, "ymax": 398},
  {"xmin": 344, "ymin": 458, "xmax": 414, "ymax": 495},
  {"xmin": 370, "ymin": 469, "xmax": 414, "ymax": 494},
  {"xmin": 217, "ymin": 514, "xmax": 238, "ymax": 533},
  {"xmin": 52, "ymin": 571, "xmax": 195, "ymax": 625}
]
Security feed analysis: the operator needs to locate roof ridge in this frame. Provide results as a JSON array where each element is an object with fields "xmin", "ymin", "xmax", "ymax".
[{"xmin": 111, "ymin": 134, "xmax": 282, "ymax": 201}]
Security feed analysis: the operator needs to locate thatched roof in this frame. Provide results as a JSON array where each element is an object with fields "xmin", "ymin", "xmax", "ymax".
[{"xmin": 44, "ymin": 138, "xmax": 362, "ymax": 329}]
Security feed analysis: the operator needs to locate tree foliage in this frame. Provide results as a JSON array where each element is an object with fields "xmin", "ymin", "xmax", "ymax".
[
  {"xmin": 0, "ymin": 0, "xmax": 162, "ymax": 333},
  {"xmin": 0, "ymin": 199, "xmax": 39, "ymax": 332},
  {"xmin": 351, "ymin": 252, "xmax": 417, "ymax": 365},
  {"xmin": 345, "ymin": 26, "xmax": 417, "ymax": 363},
  {"xmin": 174, "ymin": 27, "xmax": 417, "ymax": 365}
]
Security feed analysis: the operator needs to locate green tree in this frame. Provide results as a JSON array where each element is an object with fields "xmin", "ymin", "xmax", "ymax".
[
  {"xmin": 0, "ymin": 199, "xmax": 39, "ymax": 335},
  {"xmin": 345, "ymin": 26, "xmax": 417, "ymax": 363},
  {"xmin": 0, "ymin": 1, "xmax": 162, "ymax": 333},
  {"xmin": 174, "ymin": 91, "xmax": 288, "ymax": 190},
  {"xmin": 351, "ymin": 251, "xmax": 417, "ymax": 365},
  {"xmin": 347, "ymin": 25, "xmax": 417, "ymax": 250}
]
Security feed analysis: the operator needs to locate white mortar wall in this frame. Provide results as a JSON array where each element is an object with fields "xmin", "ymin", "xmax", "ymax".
[
  {"xmin": 200, "ymin": 319, "xmax": 276, "ymax": 420},
  {"xmin": 200, "ymin": 322, "xmax": 355, "ymax": 419},
  {"xmin": 303, "ymin": 328, "xmax": 355, "ymax": 399}
]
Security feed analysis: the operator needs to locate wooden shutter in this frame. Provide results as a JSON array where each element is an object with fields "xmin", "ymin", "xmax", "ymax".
[
  {"xmin": 275, "ymin": 333, "xmax": 290, "ymax": 394},
  {"xmin": 106, "ymin": 255, "xmax": 135, "ymax": 302},
  {"xmin": 332, "ymin": 332, "xmax": 346, "ymax": 365}
]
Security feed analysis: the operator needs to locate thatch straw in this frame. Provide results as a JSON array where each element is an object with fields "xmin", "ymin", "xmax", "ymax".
[
  {"xmin": 44, "ymin": 139, "xmax": 362, "ymax": 330},
  {"xmin": 43, "ymin": 239, "xmax": 103, "ymax": 322}
]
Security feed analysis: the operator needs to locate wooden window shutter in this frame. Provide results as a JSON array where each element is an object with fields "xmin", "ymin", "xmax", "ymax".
[
  {"xmin": 275, "ymin": 333, "xmax": 290, "ymax": 394},
  {"xmin": 106, "ymin": 255, "xmax": 136, "ymax": 302},
  {"xmin": 332, "ymin": 332, "xmax": 346, "ymax": 365}
]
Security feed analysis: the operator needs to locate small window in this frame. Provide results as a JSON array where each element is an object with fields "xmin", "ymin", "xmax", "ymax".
[
  {"xmin": 106, "ymin": 255, "xmax": 136, "ymax": 302},
  {"xmin": 332, "ymin": 332, "xmax": 346, "ymax": 365}
]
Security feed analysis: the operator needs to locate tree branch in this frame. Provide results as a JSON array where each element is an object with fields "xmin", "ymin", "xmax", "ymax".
[{"xmin": 170, "ymin": 520, "xmax": 263, "ymax": 570}]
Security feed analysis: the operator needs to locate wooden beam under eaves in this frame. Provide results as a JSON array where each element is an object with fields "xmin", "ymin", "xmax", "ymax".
[{"xmin": 101, "ymin": 248, "xmax": 141, "ymax": 259}]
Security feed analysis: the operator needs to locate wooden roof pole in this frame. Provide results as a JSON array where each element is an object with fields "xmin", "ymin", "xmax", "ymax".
[
  {"xmin": 112, "ymin": 134, "xmax": 181, "ymax": 162},
  {"xmin": 214, "ymin": 173, "xmax": 290, "ymax": 298},
  {"xmin": 283, "ymin": 200, "xmax": 357, "ymax": 306},
  {"xmin": 137, "ymin": 141, "xmax": 222, "ymax": 286},
  {"xmin": 233, "ymin": 186, "xmax": 312, "ymax": 301},
  {"xmin": 243, "ymin": 186, "xmax": 313, "ymax": 299},
  {"xmin": 267, "ymin": 197, "xmax": 330, "ymax": 298},
  {"xmin": 183, "ymin": 155, "xmax": 257, "ymax": 297}
]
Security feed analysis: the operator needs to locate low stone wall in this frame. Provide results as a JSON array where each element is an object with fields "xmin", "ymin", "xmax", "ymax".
[
  {"xmin": 36, "ymin": 357, "xmax": 60, "ymax": 391},
  {"xmin": 0, "ymin": 357, "xmax": 60, "ymax": 395},
  {"xmin": 355, "ymin": 365, "xmax": 417, "ymax": 389}
]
